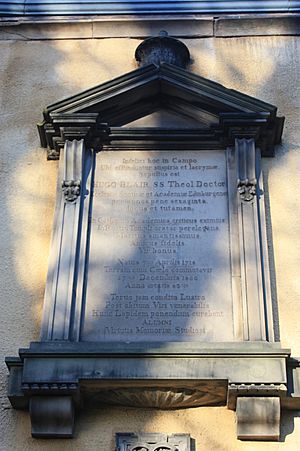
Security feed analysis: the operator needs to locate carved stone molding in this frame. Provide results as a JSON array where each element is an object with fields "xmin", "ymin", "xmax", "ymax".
[
  {"xmin": 6, "ymin": 345, "xmax": 300, "ymax": 440},
  {"xmin": 22, "ymin": 382, "xmax": 79, "ymax": 394},
  {"xmin": 227, "ymin": 383, "xmax": 287, "ymax": 410},
  {"xmin": 37, "ymin": 59, "xmax": 284, "ymax": 158},
  {"xmin": 37, "ymin": 116, "xmax": 110, "ymax": 159},
  {"xmin": 86, "ymin": 384, "xmax": 226, "ymax": 409}
]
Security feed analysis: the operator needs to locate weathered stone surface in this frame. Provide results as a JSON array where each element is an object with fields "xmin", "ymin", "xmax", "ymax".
[
  {"xmin": 93, "ymin": 16, "xmax": 213, "ymax": 38},
  {"xmin": 236, "ymin": 397, "xmax": 280, "ymax": 441},
  {"xmin": 82, "ymin": 150, "xmax": 233, "ymax": 342},
  {"xmin": 1, "ymin": 15, "xmax": 300, "ymax": 41},
  {"xmin": 215, "ymin": 15, "xmax": 300, "ymax": 37},
  {"xmin": 0, "ymin": 22, "xmax": 92, "ymax": 40},
  {"xmin": 30, "ymin": 396, "xmax": 74, "ymax": 438}
]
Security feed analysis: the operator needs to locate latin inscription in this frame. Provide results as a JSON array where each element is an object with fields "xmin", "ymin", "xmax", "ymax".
[{"xmin": 82, "ymin": 151, "xmax": 234, "ymax": 342}]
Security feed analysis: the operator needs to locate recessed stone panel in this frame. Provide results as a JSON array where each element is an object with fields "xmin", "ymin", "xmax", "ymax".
[{"xmin": 82, "ymin": 150, "xmax": 234, "ymax": 342}]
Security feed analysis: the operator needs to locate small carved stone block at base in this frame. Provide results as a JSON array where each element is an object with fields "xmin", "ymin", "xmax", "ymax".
[
  {"xmin": 236, "ymin": 397, "xmax": 280, "ymax": 441},
  {"xmin": 30, "ymin": 396, "xmax": 74, "ymax": 438},
  {"xmin": 116, "ymin": 433, "xmax": 192, "ymax": 451}
]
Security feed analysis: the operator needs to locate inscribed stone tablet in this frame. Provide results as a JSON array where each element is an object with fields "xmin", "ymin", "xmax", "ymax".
[{"xmin": 82, "ymin": 150, "xmax": 234, "ymax": 342}]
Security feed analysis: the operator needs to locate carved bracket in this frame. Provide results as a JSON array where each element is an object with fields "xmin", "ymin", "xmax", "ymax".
[
  {"xmin": 227, "ymin": 383, "xmax": 287, "ymax": 410},
  {"xmin": 236, "ymin": 138, "xmax": 257, "ymax": 202},
  {"xmin": 30, "ymin": 396, "xmax": 74, "ymax": 438},
  {"xmin": 228, "ymin": 383, "xmax": 287, "ymax": 441},
  {"xmin": 236, "ymin": 397, "xmax": 281, "ymax": 441}
]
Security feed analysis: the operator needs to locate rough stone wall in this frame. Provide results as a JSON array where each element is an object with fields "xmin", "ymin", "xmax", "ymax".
[{"xmin": 0, "ymin": 35, "xmax": 300, "ymax": 450}]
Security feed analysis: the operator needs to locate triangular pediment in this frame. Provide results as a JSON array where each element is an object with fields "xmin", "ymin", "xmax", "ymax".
[
  {"xmin": 124, "ymin": 110, "xmax": 206, "ymax": 128},
  {"xmin": 38, "ymin": 62, "xmax": 284, "ymax": 157},
  {"xmin": 42, "ymin": 63, "xmax": 278, "ymax": 125}
]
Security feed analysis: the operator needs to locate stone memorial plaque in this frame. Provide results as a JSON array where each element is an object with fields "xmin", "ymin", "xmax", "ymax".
[
  {"xmin": 82, "ymin": 150, "xmax": 234, "ymax": 342},
  {"xmin": 7, "ymin": 41, "xmax": 293, "ymax": 440}
]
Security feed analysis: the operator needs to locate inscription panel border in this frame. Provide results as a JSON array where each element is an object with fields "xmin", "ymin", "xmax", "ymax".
[{"xmin": 41, "ymin": 138, "xmax": 274, "ymax": 345}]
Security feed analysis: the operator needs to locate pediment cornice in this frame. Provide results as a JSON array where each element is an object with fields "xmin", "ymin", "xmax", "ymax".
[{"xmin": 38, "ymin": 62, "xmax": 284, "ymax": 159}]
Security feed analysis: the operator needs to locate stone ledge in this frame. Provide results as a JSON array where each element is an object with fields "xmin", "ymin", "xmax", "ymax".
[
  {"xmin": 0, "ymin": 14, "xmax": 299, "ymax": 40},
  {"xmin": 6, "ymin": 346, "xmax": 300, "ymax": 440},
  {"xmin": 215, "ymin": 14, "xmax": 300, "ymax": 37},
  {"xmin": 0, "ymin": 15, "xmax": 213, "ymax": 40}
]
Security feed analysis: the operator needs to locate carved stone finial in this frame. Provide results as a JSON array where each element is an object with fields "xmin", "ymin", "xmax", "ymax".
[{"xmin": 135, "ymin": 31, "xmax": 190, "ymax": 68}]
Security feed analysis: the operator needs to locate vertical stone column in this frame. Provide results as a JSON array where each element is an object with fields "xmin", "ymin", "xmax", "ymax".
[
  {"xmin": 41, "ymin": 139, "xmax": 86, "ymax": 341},
  {"xmin": 235, "ymin": 138, "xmax": 273, "ymax": 341}
]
